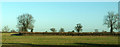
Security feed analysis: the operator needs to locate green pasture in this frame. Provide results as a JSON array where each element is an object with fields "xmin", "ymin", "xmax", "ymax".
[{"xmin": 2, "ymin": 33, "xmax": 118, "ymax": 47}]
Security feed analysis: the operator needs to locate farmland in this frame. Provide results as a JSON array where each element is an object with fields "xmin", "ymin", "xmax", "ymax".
[
  {"xmin": 2, "ymin": 33, "xmax": 118, "ymax": 47},
  {"xmin": 1, "ymin": 2, "xmax": 120, "ymax": 47}
]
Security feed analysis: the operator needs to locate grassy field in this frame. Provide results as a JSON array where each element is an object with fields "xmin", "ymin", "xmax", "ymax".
[{"xmin": 2, "ymin": 33, "xmax": 118, "ymax": 47}]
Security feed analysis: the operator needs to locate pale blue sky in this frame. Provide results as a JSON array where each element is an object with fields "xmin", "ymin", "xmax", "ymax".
[
  {"xmin": 0, "ymin": 0, "xmax": 120, "ymax": 2},
  {"xmin": 0, "ymin": 2, "xmax": 118, "ymax": 32}
]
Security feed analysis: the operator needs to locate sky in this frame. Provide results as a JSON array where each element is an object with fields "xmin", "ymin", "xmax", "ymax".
[
  {"xmin": 0, "ymin": 2, "xmax": 118, "ymax": 32},
  {"xmin": 0, "ymin": 0, "xmax": 120, "ymax": 2}
]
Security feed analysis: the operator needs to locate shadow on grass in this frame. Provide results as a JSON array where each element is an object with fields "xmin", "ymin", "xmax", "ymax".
[
  {"xmin": 2, "ymin": 43, "xmax": 118, "ymax": 47},
  {"xmin": 2, "ymin": 43, "xmax": 81, "ymax": 47},
  {"xmin": 11, "ymin": 33, "xmax": 22, "ymax": 36},
  {"xmin": 72, "ymin": 43, "xmax": 118, "ymax": 47}
]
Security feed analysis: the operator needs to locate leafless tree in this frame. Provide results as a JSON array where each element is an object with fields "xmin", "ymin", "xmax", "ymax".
[
  {"xmin": 59, "ymin": 28, "xmax": 64, "ymax": 32},
  {"xmin": 2, "ymin": 26, "xmax": 10, "ymax": 32},
  {"xmin": 75, "ymin": 23, "xmax": 82, "ymax": 33},
  {"xmin": 95, "ymin": 29, "xmax": 98, "ymax": 32},
  {"xmin": 17, "ymin": 13, "xmax": 35, "ymax": 32},
  {"xmin": 50, "ymin": 28, "xmax": 56, "ymax": 32},
  {"xmin": 104, "ymin": 11, "xmax": 118, "ymax": 33},
  {"xmin": 11, "ymin": 29, "xmax": 16, "ymax": 32}
]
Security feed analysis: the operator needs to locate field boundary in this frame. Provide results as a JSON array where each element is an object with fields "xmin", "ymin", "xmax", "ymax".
[{"xmin": 9, "ymin": 32, "xmax": 120, "ymax": 36}]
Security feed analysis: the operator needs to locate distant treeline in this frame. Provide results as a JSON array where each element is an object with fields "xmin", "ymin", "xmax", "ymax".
[
  {"xmin": 2, "ymin": 11, "xmax": 119, "ymax": 33},
  {"xmin": 10, "ymin": 32, "xmax": 120, "ymax": 36}
]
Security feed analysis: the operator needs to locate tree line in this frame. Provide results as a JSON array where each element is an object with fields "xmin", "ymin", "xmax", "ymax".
[{"xmin": 2, "ymin": 11, "xmax": 119, "ymax": 33}]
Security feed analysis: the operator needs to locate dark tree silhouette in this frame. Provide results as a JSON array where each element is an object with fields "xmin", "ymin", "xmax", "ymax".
[
  {"xmin": 72, "ymin": 30, "xmax": 74, "ymax": 33},
  {"xmin": 17, "ymin": 13, "xmax": 35, "ymax": 32},
  {"xmin": 45, "ymin": 31, "xmax": 47, "ymax": 32},
  {"xmin": 59, "ymin": 28, "xmax": 65, "ymax": 32},
  {"xmin": 104, "ymin": 12, "xmax": 118, "ymax": 33},
  {"xmin": 75, "ymin": 23, "xmax": 82, "ymax": 33},
  {"xmin": 50, "ymin": 28, "xmax": 56, "ymax": 32}
]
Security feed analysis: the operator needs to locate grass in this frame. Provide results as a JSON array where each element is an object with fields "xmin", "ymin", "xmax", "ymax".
[{"xmin": 2, "ymin": 33, "xmax": 118, "ymax": 47}]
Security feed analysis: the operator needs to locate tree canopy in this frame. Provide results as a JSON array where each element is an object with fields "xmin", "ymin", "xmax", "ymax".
[
  {"xmin": 17, "ymin": 13, "xmax": 35, "ymax": 32},
  {"xmin": 2, "ymin": 26, "xmax": 10, "ymax": 32},
  {"xmin": 59, "ymin": 28, "xmax": 65, "ymax": 32},
  {"xmin": 50, "ymin": 28, "xmax": 56, "ymax": 32},
  {"xmin": 104, "ymin": 11, "xmax": 118, "ymax": 33},
  {"xmin": 75, "ymin": 23, "xmax": 82, "ymax": 33}
]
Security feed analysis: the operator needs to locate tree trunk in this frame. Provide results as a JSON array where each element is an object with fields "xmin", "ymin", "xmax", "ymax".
[
  {"xmin": 110, "ymin": 24, "xmax": 113, "ymax": 33},
  {"xmin": 23, "ymin": 27, "xmax": 27, "ymax": 32},
  {"xmin": 110, "ymin": 27, "xmax": 113, "ymax": 33},
  {"xmin": 31, "ymin": 29, "xmax": 33, "ymax": 32},
  {"xmin": 77, "ymin": 30, "xmax": 79, "ymax": 33}
]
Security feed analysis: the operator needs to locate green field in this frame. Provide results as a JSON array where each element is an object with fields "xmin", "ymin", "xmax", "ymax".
[{"xmin": 2, "ymin": 33, "xmax": 118, "ymax": 47}]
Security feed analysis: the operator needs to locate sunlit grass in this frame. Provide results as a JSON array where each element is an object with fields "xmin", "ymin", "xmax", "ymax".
[{"xmin": 2, "ymin": 33, "xmax": 118, "ymax": 45}]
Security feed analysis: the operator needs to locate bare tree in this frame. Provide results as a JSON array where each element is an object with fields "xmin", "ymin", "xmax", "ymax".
[
  {"xmin": 75, "ymin": 23, "xmax": 82, "ymax": 33},
  {"xmin": 28, "ymin": 24, "xmax": 34, "ymax": 32},
  {"xmin": 50, "ymin": 28, "xmax": 56, "ymax": 32},
  {"xmin": 11, "ymin": 29, "xmax": 16, "ymax": 32},
  {"xmin": 59, "ymin": 28, "xmax": 64, "ymax": 32},
  {"xmin": 2, "ymin": 26, "xmax": 10, "ymax": 32},
  {"xmin": 104, "ymin": 12, "xmax": 118, "ymax": 33},
  {"xmin": 94, "ymin": 29, "xmax": 98, "ymax": 32},
  {"xmin": 17, "ymin": 13, "xmax": 35, "ymax": 32},
  {"xmin": 102, "ymin": 30, "xmax": 107, "ymax": 33}
]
